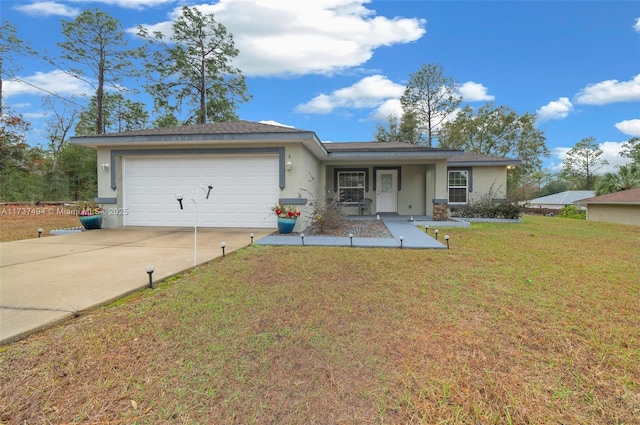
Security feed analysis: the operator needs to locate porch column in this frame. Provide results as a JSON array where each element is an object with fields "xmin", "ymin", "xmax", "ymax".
[{"xmin": 432, "ymin": 160, "xmax": 449, "ymax": 221}]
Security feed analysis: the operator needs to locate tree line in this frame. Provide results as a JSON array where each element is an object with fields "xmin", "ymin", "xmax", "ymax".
[
  {"xmin": 2, "ymin": 10, "xmax": 638, "ymax": 203},
  {"xmin": 374, "ymin": 63, "xmax": 640, "ymax": 198},
  {"xmin": 1, "ymin": 6, "xmax": 250, "ymax": 201}
]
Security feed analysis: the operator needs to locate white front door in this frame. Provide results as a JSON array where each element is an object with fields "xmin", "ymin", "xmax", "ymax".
[{"xmin": 376, "ymin": 169, "xmax": 397, "ymax": 213}]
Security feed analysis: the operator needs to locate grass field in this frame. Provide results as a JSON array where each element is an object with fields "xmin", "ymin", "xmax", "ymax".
[{"xmin": 1, "ymin": 216, "xmax": 639, "ymax": 424}]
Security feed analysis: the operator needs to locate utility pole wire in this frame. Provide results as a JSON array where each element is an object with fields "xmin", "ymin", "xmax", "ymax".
[{"xmin": 1, "ymin": 73, "xmax": 86, "ymax": 108}]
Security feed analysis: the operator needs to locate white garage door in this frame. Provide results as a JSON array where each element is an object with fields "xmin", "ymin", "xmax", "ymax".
[{"xmin": 123, "ymin": 156, "xmax": 279, "ymax": 228}]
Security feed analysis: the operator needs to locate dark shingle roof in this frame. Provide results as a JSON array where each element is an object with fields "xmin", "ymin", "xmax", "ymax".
[
  {"xmin": 447, "ymin": 153, "xmax": 520, "ymax": 163},
  {"xmin": 74, "ymin": 120, "xmax": 311, "ymax": 138},
  {"xmin": 579, "ymin": 187, "xmax": 640, "ymax": 204},
  {"xmin": 323, "ymin": 142, "xmax": 451, "ymax": 153}
]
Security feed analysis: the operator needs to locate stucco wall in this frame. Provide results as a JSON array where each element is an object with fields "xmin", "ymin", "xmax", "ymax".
[
  {"xmin": 587, "ymin": 204, "xmax": 640, "ymax": 226},
  {"xmin": 468, "ymin": 166, "xmax": 506, "ymax": 202},
  {"xmin": 324, "ymin": 164, "xmax": 432, "ymax": 216},
  {"xmin": 397, "ymin": 164, "xmax": 426, "ymax": 215},
  {"xmin": 283, "ymin": 143, "xmax": 322, "ymax": 231}
]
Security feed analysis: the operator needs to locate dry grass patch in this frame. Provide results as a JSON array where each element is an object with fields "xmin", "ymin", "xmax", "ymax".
[
  {"xmin": 0, "ymin": 204, "xmax": 80, "ymax": 242},
  {"xmin": 1, "ymin": 216, "xmax": 639, "ymax": 423}
]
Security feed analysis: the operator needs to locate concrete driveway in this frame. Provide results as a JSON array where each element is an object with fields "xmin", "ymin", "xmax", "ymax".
[{"xmin": 0, "ymin": 227, "xmax": 273, "ymax": 344}]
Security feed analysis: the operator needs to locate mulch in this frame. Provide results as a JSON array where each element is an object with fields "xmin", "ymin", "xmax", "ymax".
[{"xmin": 287, "ymin": 219, "xmax": 393, "ymax": 238}]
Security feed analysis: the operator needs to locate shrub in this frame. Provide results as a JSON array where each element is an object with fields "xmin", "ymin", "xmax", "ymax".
[
  {"xmin": 557, "ymin": 205, "xmax": 586, "ymax": 219},
  {"xmin": 451, "ymin": 202, "xmax": 523, "ymax": 219},
  {"xmin": 450, "ymin": 184, "xmax": 523, "ymax": 219},
  {"xmin": 300, "ymin": 173, "xmax": 345, "ymax": 233}
]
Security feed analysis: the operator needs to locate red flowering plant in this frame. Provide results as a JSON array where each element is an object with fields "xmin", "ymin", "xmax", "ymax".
[{"xmin": 272, "ymin": 203, "xmax": 302, "ymax": 219}]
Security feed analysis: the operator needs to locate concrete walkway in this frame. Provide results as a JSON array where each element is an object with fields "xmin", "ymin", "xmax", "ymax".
[
  {"xmin": 257, "ymin": 218, "xmax": 446, "ymax": 249},
  {"xmin": 0, "ymin": 227, "xmax": 272, "ymax": 344}
]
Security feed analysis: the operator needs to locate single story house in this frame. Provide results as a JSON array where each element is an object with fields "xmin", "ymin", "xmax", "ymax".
[
  {"xmin": 527, "ymin": 191, "xmax": 595, "ymax": 211},
  {"xmin": 577, "ymin": 188, "xmax": 640, "ymax": 226},
  {"xmin": 70, "ymin": 120, "xmax": 521, "ymax": 230}
]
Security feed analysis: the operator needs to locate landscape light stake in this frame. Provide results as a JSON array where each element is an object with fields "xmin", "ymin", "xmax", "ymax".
[
  {"xmin": 221, "ymin": 242, "xmax": 226, "ymax": 257},
  {"xmin": 445, "ymin": 235, "xmax": 450, "ymax": 249},
  {"xmin": 425, "ymin": 225, "xmax": 429, "ymax": 234},
  {"xmin": 176, "ymin": 183, "xmax": 214, "ymax": 266},
  {"xmin": 434, "ymin": 229, "xmax": 439, "ymax": 240},
  {"xmin": 399, "ymin": 235, "xmax": 404, "ymax": 249},
  {"xmin": 300, "ymin": 233, "xmax": 305, "ymax": 246},
  {"xmin": 349, "ymin": 233, "xmax": 353, "ymax": 247},
  {"xmin": 250, "ymin": 233, "xmax": 254, "ymax": 244},
  {"xmin": 146, "ymin": 265, "xmax": 155, "ymax": 288},
  {"xmin": 37, "ymin": 228, "xmax": 43, "ymax": 238}
]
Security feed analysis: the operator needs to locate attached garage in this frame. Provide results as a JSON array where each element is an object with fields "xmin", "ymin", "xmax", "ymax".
[{"xmin": 123, "ymin": 155, "xmax": 280, "ymax": 228}]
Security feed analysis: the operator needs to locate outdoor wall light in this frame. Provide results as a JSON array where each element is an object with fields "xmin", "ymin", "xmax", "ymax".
[
  {"xmin": 221, "ymin": 242, "xmax": 226, "ymax": 257},
  {"xmin": 286, "ymin": 161, "xmax": 292, "ymax": 170},
  {"xmin": 176, "ymin": 194, "xmax": 184, "ymax": 210},
  {"xmin": 206, "ymin": 184, "xmax": 213, "ymax": 199},
  {"xmin": 146, "ymin": 264, "xmax": 155, "ymax": 288},
  {"xmin": 37, "ymin": 228, "xmax": 43, "ymax": 238},
  {"xmin": 100, "ymin": 163, "xmax": 110, "ymax": 172},
  {"xmin": 349, "ymin": 233, "xmax": 354, "ymax": 247},
  {"xmin": 250, "ymin": 233, "xmax": 255, "ymax": 244},
  {"xmin": 434, "ymin": 229, "xmax": 439, "ymax": 240},
  {"xmin": 445, "ymin": 235, "xmax": 450, "ymax": 250},
  {"xmin": 300, "ymin": 233, "xmax": 305, "ymax": 246},
  {"xmin": 399, "ymin": 235, "xmax": 404, "ymax": 249}
]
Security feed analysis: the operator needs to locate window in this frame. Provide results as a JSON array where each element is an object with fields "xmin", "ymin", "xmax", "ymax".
[
  {"xmin": 448, "ymin": 170, "xmax": 468, "ymax": 204},
  {"xmin": 337, "ymin": 171, "xmax": 365, "ymax": 205}
]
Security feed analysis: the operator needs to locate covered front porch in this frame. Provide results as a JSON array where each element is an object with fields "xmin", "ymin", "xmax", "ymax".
[{"xmin": 320, "ymin": 142, "xmax": 462, "ymax": 221}]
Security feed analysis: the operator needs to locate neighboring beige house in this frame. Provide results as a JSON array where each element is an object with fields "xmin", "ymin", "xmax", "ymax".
[
  {"xmin": 578, "ymin": 188, "xmax": 640, "ymax": 226},
  {"xmin": 70, "ymin": 120, "xmax": 521, "ymax": 231}
]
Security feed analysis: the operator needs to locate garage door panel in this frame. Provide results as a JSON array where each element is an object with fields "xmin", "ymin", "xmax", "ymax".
[{"xmin": 123, "ymin": 156, "xmax": 279, "ymax": 228}]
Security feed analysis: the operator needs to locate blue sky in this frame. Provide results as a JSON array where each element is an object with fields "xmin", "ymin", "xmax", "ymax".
[{"xmin": 3, "ymin": 0, "xmax": 639, "ymax": 173}]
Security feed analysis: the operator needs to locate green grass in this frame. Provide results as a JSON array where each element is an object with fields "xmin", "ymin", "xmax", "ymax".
[{"xmin": 1, "ymin": 215, "xmax": 639, "ymax": 424}]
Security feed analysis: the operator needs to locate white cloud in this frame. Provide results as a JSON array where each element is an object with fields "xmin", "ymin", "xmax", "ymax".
[
  {"xmin": 634, "ymin": 17, "xmax": 640, "ymax": 33},
  {"xmin": 536, "ymin": 97, "xmax": 573, "ymax": 122},
  {"xmin": 600, "ymin": 141, "xmax": 634, "ymax": 172},
  {"xmin": 135, "ymin": 0, "xmax": 426, "ymax": 77},
  {"xmin": 3, "ymin": 71, "xmax": 93, "ymax": 98},
  {"xmin": 295, "ymin": 75, "xmax": 404, "ymax": 114},
  {"xmin": 615, "ymin": 119, "xmax": 640, "ymax": 136},
  {"xmin": 458, "ymin": 81, "xmax": 494, "ymax": 102},
  {"xmin": 575, "ymin": 74, "xmax": 640, "ymax": 105},
  {"xmin": 258, "ymin": 120, "xmax": 295, "ymax": 128},
  {"xmin": 370, "ymin": 98, "xmax": 403, "ymax": 122},
  {"xmin": 14, "ymin": 1, "xmax": 79, "ymax": 17},
  {"xmin": 551, "ymin": 141, "xmax": 632, "ymax": 174}
]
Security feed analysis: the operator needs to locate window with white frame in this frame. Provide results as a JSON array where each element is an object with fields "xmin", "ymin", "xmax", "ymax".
[
  {"xmin": 337, "ymin": 171, "xmax": 365, "ymax": 205},
  {"xmin": 448, "ymin": 170, "xmax": 468, "ymax": 204}
]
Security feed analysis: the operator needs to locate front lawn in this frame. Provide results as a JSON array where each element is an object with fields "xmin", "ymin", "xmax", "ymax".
[{"xmin": 1, "ymin": 216, "xmax": 638, "ymax": 423}]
